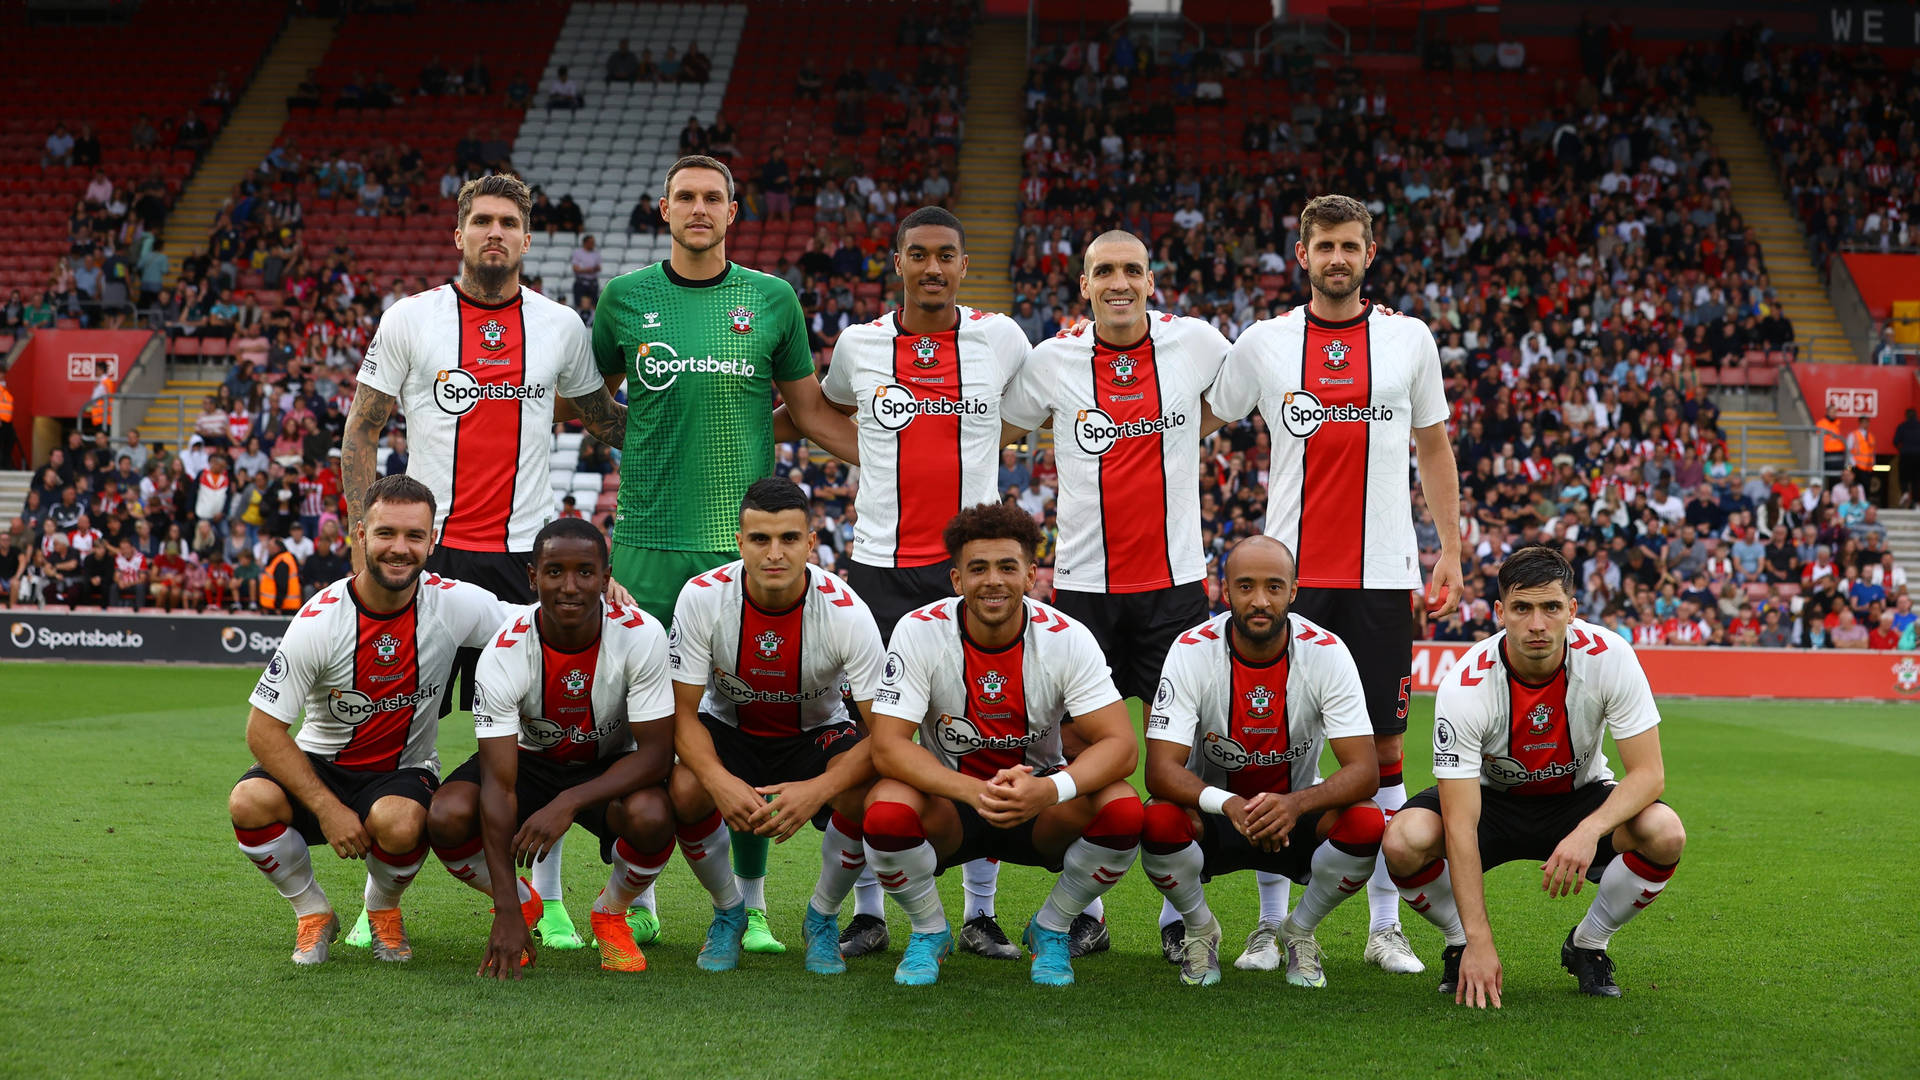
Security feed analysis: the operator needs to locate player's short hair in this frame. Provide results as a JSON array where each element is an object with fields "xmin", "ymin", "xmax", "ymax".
[
  {"xmin": 664, "ymin": 155, "xmax": 735, "ymax": 201},
  {"xmin": 455, "ymin": 173, "xmax": 532, "ymax": 231},
  {"xmin": 1299, "ymin": 193, "xmax": 1374, "ymax": 248},
  {"xmin": 895, "ymin": 205, "xmax": 966, "ymax": 254},
  {"xmin": 532, "ymin": 516, "xmax": 608, "ymax": 567},
  {"xmin": 739, "ymin": 477, "xmax": 810, "ymax": 525},
  {"xmin": 1497, "ymin": 545, "xmax": 1577, "ymax": 599},
  {"xmin": 943, "ymin": 502, "xmax": 1041, "ymax": 564},
  {"xmin": 1086, "ymin": 229, "xmax": 1149, "ymax": 260},
  {"xmin": 364, "ymin": 474, "xmax": 436, "ymax": 521}
]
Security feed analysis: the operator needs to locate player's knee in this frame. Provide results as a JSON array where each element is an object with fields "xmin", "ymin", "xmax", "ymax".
[
  {"xmin": 668, "ymin": 765, "xmax": 713, "ymax": 822},
  {"xmin": 365, "ymin": 797, "xmax": 427, "ymax": 850},
  {"xmin": 426, "ymin": 786, "xmax": 477, "ymax": 847},
  {"xmin": 1141, "ymin": 801, "xmax": 1198, "ymax": 853},
  {"xmin": 1083, "ymin": 790, "xmax": 1143, "ymax": 848},
  {"xmin": 1382, "ymin": 808, "xmax": 1441, "ymax": 875},
  {"xmin": 616, "ymin": 786, "xmax": 676, "ymax": 850},
  {"xmin": 1635, "ymin": 805, "xmax": 1687, "ymax": 864},
  {"xmin": 228, "ymin": 778, "xmax": 288, "ymax": 828},
  {"xmin": 1328, "ymin": 801, "xmax": 1386, "ymax": 855},
  {"xmin": 862, "ymin": 800, "xmax": 925, "ymax": 850}
]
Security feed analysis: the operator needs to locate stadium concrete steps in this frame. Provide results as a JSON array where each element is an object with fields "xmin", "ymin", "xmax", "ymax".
[
  {"xmin": 134, "ymin": 373, "xmax": 228, "ymax": 454},
  {"xmin": 1718, "ymin": 409, "xmax": 1799, "ymax": 475},
  {"xmin": 1697, "ymin": 95, "xmax": 1852, "ymax": 365},
  {"xmin": 1876, "ymin": 507, "xmax": 1920, "ymax": 573},
  {"xmin": 0, "ymin": 471, "xmax": 30, "ymax": 516},
  {"xmin": 953, "ymin": 20, "xmax": 1026, "ymax": 315},
  {"xmin": 162, "ymin": 16, "xmax": 339, "ymax": 288}
]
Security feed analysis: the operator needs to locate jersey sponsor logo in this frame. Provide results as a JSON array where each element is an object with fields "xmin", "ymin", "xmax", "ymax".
[
  {"xmin": 373, "ymin": 633, "xmax": 401, "ymax": 665},
  {"xmin": 253, "ymin": 682, "xmax": 279, "ymax": 703},
  {"xmin": 11, "ymin": 621, "xmax": 143, "ymax": 649},
  {"xmin": 753, "ymin": 630, "xmax": 784, "ymax": 661},
  {"xmin": 633, "ymin": 341, "xmax": 758, "ymax": 392},
  {"xmin": 1278, "ymin": 390, "xmax": 1393, "ymax": 438},
  {"xmin": 1071, "ymin": 407, "xmax": 1186, "ymax": 456},
  {"xmin": 1525, "ymin": 702, "xmax": 1554, "ymax": 735},
  {"xmin": 875, "ymin": 688, "xmax": 901, "ymax": 705},
  {"xmin": 934, "ymin": 713, "xmax": 1048, "ymax": 757},
  {"xmin": 1434, "ymin": 752, "xmax": 1460, "ymax": 768},
  {"xmin": 1145, "ymin": 712, "xmax": 1170, "ymax": 732},
  {"xmin": 1243, "ymin": 684, "xmax": 1277, "ymax": 721},
  {"xmin": 1109, "ymin": 353, "xmax": 1138, "ymax": 386},
  {"xmin": 1485, "ymin": 754, "xmax": 1585, "ymax": 788},
  {"xmin": 730, "ymin": 306, "xmax": 755, "ymax": 334},
  {"xmin": 326, "ymin": 683, "xmax": 442, "ymax": 725},
  {"xmin": 478, "ymin": 319, "xmax": 508, "ymax": 350},
  {"xmin": 975, "ymin": 669, "xmax": 1009, "ymax": 705},
  {"xmin": 433, "ymin": 368, "xmax": 548, "ymax": 415},
  {"xmin": 1202, "ymin": 730, "xmax": 1313, "ymax": 771},
  {"xmin": 522, "ymin": 716, "xmax": 608, "ymax": 751},
  {"xmin": 561, "ymin": 668, "xmax": 589, "ymax": 698},
  {"xmin": 714, "ymin": 669, "xmax": 837, "ymax": 706},
  {"xmin": 870, "ymin": 383, "xmax": 990, "ymax": 431},
  {"xmin": 911, "ymin": 336, "xmax": 940, "ymax": 367},
  {"xmin": 1322, "ymin": 339, "xmax": 1351, "ymax": 370}
]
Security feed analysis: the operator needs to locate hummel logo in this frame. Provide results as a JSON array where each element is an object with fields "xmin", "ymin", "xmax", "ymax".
[{"xmin": 642, "ymin": 311, "xmax": 662, "ymax": 329}]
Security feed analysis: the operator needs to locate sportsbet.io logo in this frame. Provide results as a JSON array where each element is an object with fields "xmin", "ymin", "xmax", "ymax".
[
  {"xmin": 1073, "ymin": 407, "xmax": 1185, "ymax": 456},
  {"xmin": 1202, "ymin": 730, "xmax": 1311, "ymax": 772},
  {"xmin": 1278, "ymin": 390, "xmax": 1392, "ymax": 438},
  {"xmin": 326, "ymin": 683, "xmax": 441, "ymax": 726},
  {"xmin": 871, "ymin": 384, "xmax": 989, "ymax": 432},
  {"xmin": 633, "ymin": 341, "xmax": 759, "ymax": 392},
  {"xmin": 11, "ymin": 620, "xmax": 145, "ymax": 650},
  {"xmin": 433, "ymin": 368, "xmax": 547, "ymax": 416},
  {"xmin": 933, "ymin": 713, "xmax": 1046, "ymax": 758}
]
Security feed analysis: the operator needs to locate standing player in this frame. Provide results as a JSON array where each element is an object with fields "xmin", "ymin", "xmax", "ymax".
[
  {"xmin": 591, "ymin": 154, "xmax": 857, "ymax": 955},
  {"xmin": 665, "ymin": 479, "xmax": 886, "ymax": 975},
  {"xmin": 426, "ymin": 518, "xmax": 677, "ymax": 978},
  {"xmin": 227, "ymin": 476, "xmax": 507, "ymax": 964},
  {"xmin": 1205, "ymin": 194, "xmax": 1463, "ymax": 973},
  {"xmin": 1142, "ymin": 537, "xmax": 1383, "ymax": 987},
  {"xmin": 863, "ymin": 503, "xmax": 1143, "ymax": 987},
  {"xmin": 341, "ymin": 173, "xmax": 636, "ymax": 951},
  {"xmin": 821, "ymin": 206, "xmax": 1032, "ymax": 960},
  {"xmin": 1383, "ymin": 546, "xmax": 1686, "ymax": 1006}
]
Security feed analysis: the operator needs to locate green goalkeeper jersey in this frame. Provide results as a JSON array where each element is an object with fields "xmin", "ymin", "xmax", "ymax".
[{"xmin": 592, "ymin": 261, "xmax": 815, "ymax": 551}]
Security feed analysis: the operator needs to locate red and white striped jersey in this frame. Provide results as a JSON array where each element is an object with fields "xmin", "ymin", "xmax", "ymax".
[
  {"xmin": 471, "ymin": 601, "xmax": 673, "ymax": 763},
  {"xmin": 358, "ymin": 284, "xmax": 603, "ymax": 553},
  {"xmin": 1430, "ymin": 620, "xmax": 1659, "ymax": 794},
  {"xmin": 1145, "ymin": 611, "xmax": 1372, "ymax": 797},
  {"xmin": 822, "ymin": 307, "xmax": 1030, "ymax": 568},
  {"xmin": 873, "ymin": 596, "xmax": 1120, "ymax": 779},
  {"xmin": 668, "ymin": 561, "xmax": 885, "ymax": 737},
  {"xmin": 247, "ymin": 573, "xmax": 508, "ymax": 774},
  {"xmin": 1001, "ymin": 312, "xmax": 1228, "ymax": 593},
  {"xmin": 1206, "ymin": 301, "xmax": 1449, "ymax": 590}
]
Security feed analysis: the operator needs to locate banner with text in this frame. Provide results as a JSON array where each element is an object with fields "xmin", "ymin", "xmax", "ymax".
[
  {"xmin": 1413, "ymin": 640, "xmax": 1919, "ymax": 701},
  {"xmin": 4, "ymin": 610, "xmax": 289, "ymax": 664}
]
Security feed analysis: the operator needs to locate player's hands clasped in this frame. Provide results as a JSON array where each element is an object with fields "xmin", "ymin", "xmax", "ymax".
[
  {"xmin": 479, "ymin": 908, "xmax": 532, "ymax": 981},
  {"xmin": 1457, "ymin": 942, "xmax": 1502, "ymax": 1009},
  {"xmin": 1541, "ymin": 827, "xmax": 1600, "ymax": 898},
  {"xmin": 978, "ymin": 765, "xmax": 1055, "ymax": 827},
  {"xmin": 1239, "ymin": 791, "xmax": 1300, "ymax": 851},
  {"xmin": 712, "ymin": 773, "xmax": 769, "ymax": 833},
  {"xmin": 750, "ymin": 779, "xmax": 829, "ymax": 842},
  {"xmin": 513, "ymin": 802, "xmax": 577, "ymax": 867},
  {"xmin": 317, "ymin": 801, "xmax": 372, "ymax": 859}
]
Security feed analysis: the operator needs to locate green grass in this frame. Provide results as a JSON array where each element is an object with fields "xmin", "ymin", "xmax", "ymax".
[{"xmin": 1, "ymin": 663, "xmax": 1916, "ymax": 1079}]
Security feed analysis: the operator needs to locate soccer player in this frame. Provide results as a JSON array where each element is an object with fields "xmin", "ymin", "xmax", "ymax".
[
  {"xmin": 1205, "ymin": 194, "xmax": 1463, "ymax": 974},
  {"xmin": 1383, "ymin": 546, "xmax": 1686, "ymax": 1005},
  {"xmin": 1142, "ymin": 537, "xmax": 1383, "ymax": 987},
  {"xmin": 591, "ymin": 154, "xmax": 856, "ymax": 955},
  {"xmin": 820, "ymin": 206, "xmax": 1033, "ymax": 961},
  {"xmin": 862, "ymin": 502, "xmax": 1143, "ymax": 987},
  {"xmin": 999, "ymin": 229, "xmax": 1230, "ymax": 959},
  {"xmin": 665, "ymin": 478, "xmax": 886, "ymax": 974},
  {"xmin": 227, "ymin": 475, "xmax": 508, "ymax": 965},
  {"xmin": 341, "ymin": 173, "xmax": 635, "ymax": 951},
  {"xmin": 426, "ymin": 518, "xmax": 677, "ymax": 978}
]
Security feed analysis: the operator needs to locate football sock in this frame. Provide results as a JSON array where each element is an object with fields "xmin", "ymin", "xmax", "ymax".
[
  {"xmin": 530, "ymin": 832, "xmax": 565, "ymax": 907},
  {"xmin": 637, "ymin": 883, "xmax": 657, "ymax": 915},
  {"xmin": 739, "ymin": 874, "xmax": 767, "ymax": 911},
  {"xmin": 237, "ymin": 823, "xmax": 328, "ymax": 917},
  {"xmin": 1391, "ymin": 858, "xmax": 1467, "ymax": 947},
  {"xmin": 862, "ymin": 801, "xmax": 945, "ymax": 934},
  {"xmin": 852, "ymin": 870, "xmax": 884, "ymax": 919},
  {"xmin": 599, "ymin": 837, "xmax": 672, "ymax": 914},
  {"xmin": 961, "ymin": 858, "xmax": 999, "ymax": 920},
  {"xmin": 1084, "ymin": 895, "xmax": 1104, "ymax": 921},
  {"xmin": 363, "ymin": 842, "xmax": 427, "ymax": 911},
  {"xmin": 732, "ymin": 829, "xmax": 770, "ymax": 880},
  {"xmin": 432, "ymin": 837, "xmax": 533, "ymax": 904},
  {"xmin": 1290, "ymin": 805, "xmax": 1384, "ymax": 931},
  {"xmin": 1037, "ymin": 796, "xmax": 1141, "ymax": 933},
  {"xmin": 1368, "ymin": 768, "xmax": 1408, "ymax": 932},
  {"xmin": 1574, "ymin": 852, "xmax": 1678, "ymax": 950},
  {"xmin": 811, "ymin": 810, "xmax": 866, "ymax": 918},
  {"xmin": 1142, "ymin": 802, "xmax": 1211, "ymax": 931},
  {"xmin": 677, "ymin": 811, "xmax": 743, "ymax": 909},
  {"xmin": 1255, "ymin": 872, "xmax": 1291, "ymax": 924}
]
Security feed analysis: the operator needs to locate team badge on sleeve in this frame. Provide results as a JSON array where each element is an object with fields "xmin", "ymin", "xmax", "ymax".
[
  {"xmin": 1153, "ymin": 677, "xmax": 1175, "ymax": 710},
  {"xmin": 882, "ymin": 653, "xmax": 903, "ymax": 685}
]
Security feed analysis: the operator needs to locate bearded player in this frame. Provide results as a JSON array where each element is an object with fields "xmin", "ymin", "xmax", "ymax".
[
  {"xmin": 1383, "ymin": 546, "xmax": 1685, "ymax": 1006},
  {"xmin": 593, "ymin": 154, "xmax": 858, "ymax": 955},
  {"xmin": 228, "ymin": 475, "xmax": 508, "ymax": 964},
  {"xmin": 1205, "ymin": 194, "xmax": 1463, "ymax": 974},
  {"xmin": 427, "ymin": 518, "xmax": 676, "ymax": 979},
  {"xmin": 1143, "ymin": 537, "xmax": 1384, "ymax": 987},
  {"xmin": 664, "ymin": 478, "xmax": 886, "ymax": 975},
  {"xmin": 863, "ymin": 503, "xmax": 1142, "ymax": 987},
  {"xmin": 341, "ymin": 173, "xmax": 636, "ymax": 951}
]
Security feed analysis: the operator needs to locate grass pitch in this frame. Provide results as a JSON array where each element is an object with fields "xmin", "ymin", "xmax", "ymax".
[{"xmin": 0, "ymin": 663, "xmax": 1915, "ymax": 1079}]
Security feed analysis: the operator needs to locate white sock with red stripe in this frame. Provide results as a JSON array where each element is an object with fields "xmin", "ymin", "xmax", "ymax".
[
  {"xmin": 530, "ymin": 833, "xmax": 565, "ymax": 907},
  {"xmin": 364, "ymin": 842, "xmax": 427, "ymax": 911},
  {"xmin": 1368, "ymin": 767, "xmax": 1408, "ymax": 932},
  {"xmin": 862, "ymin": 801, "xmax": 946, "ymax": 934},
  {"xmin": 1574, "ymin": 852, "xmax": 1679, "ymax": 950},
  {"xmin": 1256, "ymin": 872, "xmax": 1291, "ymax": 924},
  {"xmin": 676, "ymin": 811, "xmax": 743, "ymax": 909},
  {"xmin": 1293, "ymin": 805, "xmax": 1386, "ymax": 931},
  {"xmin": 961, "ymin": 858, "xmax": 999, "ymax": 920},
  {"xmin": 236, "ymin": 823, "xmax": 328, "ymax": 917},
  {"xmin": 1142, "ymin": 803, "xmax": 1212, "ymax": 931},
  {"xmin": 852, "ymin": 868, "xmax": 883, "ymax": 919},
  {"xmin": 433, "ymin": 837, "xmax": 533, "ymax": 905},
  {"xmin": 1036, "ymin": 797, "xmax": 1142, "ymax": 933},
  {"xmin": 1390, "ymin": 858, "xmax": 1466, "ymax": 947},
  {"xmin": 811, "ymin": 811, "xmax": 867, "ymax": 918},
  {"xmin": 598, "ymin": 837, "xmax": 672, "ymax": 914}
]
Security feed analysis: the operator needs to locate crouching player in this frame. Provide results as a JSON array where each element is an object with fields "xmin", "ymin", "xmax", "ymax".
[
  {"xmin": 863, "ymin": 502, "xmax": 1143, "ymax": 987},
  {"xmin": 228, "ymin": 475, "xmax": 507, "ymax": 965},
  {"xmin": 665, "ymin": 479, "xmax": 887, "ymax": 975},
  {"xmin": 1142, "ymin": 537, "xmax": 1385, "ymax": 987},
  {"xmin": 427, "ymin": 518, "xmax": 677, "ymax": 979},
  {"xmin": 1383, "ymin": 546, "xmax": 1685, "ymax": 1006}
]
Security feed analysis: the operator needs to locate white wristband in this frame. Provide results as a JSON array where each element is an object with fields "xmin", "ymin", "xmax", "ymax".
[
  {"xmin": 1048, "ymin": 770, "xmax": 1078, "ymax": 804},
  {"xmin": 1198, "ymin": 786, "xmax": 1233, "ymax": 816}
]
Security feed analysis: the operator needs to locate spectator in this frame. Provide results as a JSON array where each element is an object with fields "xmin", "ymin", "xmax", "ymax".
[
  {"xmin": 1830, "ymin": 608, "xmax": 1869, "ymax": 649},
  {"xmin": 44, "ymin": 123, "xmax": 74, "ymax": 166},
  {"xmin": 546, "ymin": 66, "xmax": 583, "ymax": 110},
  {"xmin": 571, "ymin": 235, "xmax": 603, "ymax": 305},
  {"xmin": 606, "ymin": 39, "xmax": 641, "ymax": 84}
]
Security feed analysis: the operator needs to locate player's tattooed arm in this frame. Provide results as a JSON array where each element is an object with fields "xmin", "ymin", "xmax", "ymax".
[
  {"xmin": 568, "ymin": 385, "xmax": 629, "ymax": 449},
  {"xmin": 341, "ymin": 385, "xmax": 396, "ymax": 559}
]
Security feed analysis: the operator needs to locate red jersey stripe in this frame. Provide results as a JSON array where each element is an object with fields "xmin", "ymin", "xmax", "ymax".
[
  {"xmin": 538, "ymin": 634, "xmax": 601, "ymax": 764},
  {"xmin": 734, "ymin": 591, "xmax": 807, "ymax": 737},
  {"xmin": 441, "ymin": 291, "xmax": 526, "ymax": 550},
  {"xmin": 1295, "ymin": 304, "xmax": 1372, "ymax": 588},
  {"xmin": 1503, "ymin": 644, "xmax": 1576, "ymax": 795},
  {"xmin": 1092, "ymin": 335, "xmax": 1174, "ymax": 592},
  {"xmin": 335, "ymin": 587, "xmax": 420, "ymax": 772},
  {"xmin": 1223, "ymin": 642, "xmax": 1292, "ymax": 797},
  {"xmin": 953, "ymin": 626, "xmax": 1027, "ymax": 780},
  {"xmin": 890, "ymin": 316, "xmax": 963, "ymax": 567}
]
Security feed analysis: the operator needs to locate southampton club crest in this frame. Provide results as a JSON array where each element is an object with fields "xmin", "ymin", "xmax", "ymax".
[
  {"xmin": 1243, "ymin": 684, "xmax": 1276, "ymax": 721},
  {"xmin": 912, "ymin": 336, "xmax": 940, "ymax": 368},
  {"xmin": 373, "ymin": 633, "xmax": 401, "ymax": 665},
  {"xmin": 730, "ymin": 306, "xmax": 755, "ymax": 334},
  {"xmin": 1526, "ymin": 702, "xmax": 1554, "ymax": 734},
  {"xmin": 1109, "ymin": 353, "xmax": 1138, "ymax": 387},
  {"xmin": 1322, "ymin": 339, "xmax": 1350, "ymax": 370},
  {"xmin": 561, "ymin": 668, "xmax": 589, "ymax": 699},
  {"xmin": 1895, "ymin": 657, "xmax": 1920, "ymax": 696},
  {"xmin": 754, "ymin": 630, "xmax": 784, "ymax": 661},
  {"xmin": 478, "ymin": 319, "xmax": 507, "ymax": 350},
  {"xmin": 976, "ymin": 670, "xmax": 1009, "ymax": 704}
]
